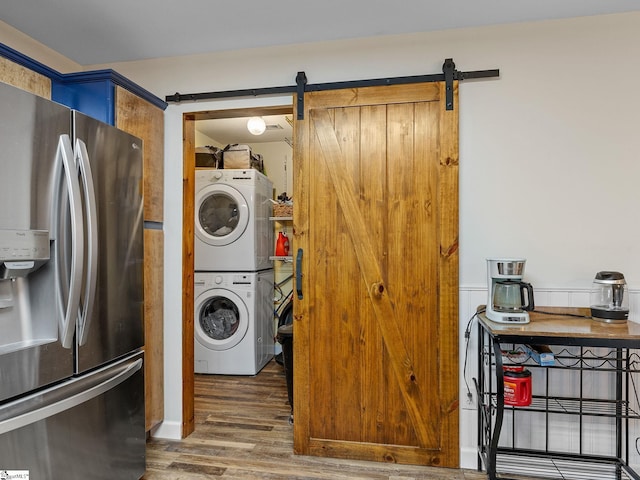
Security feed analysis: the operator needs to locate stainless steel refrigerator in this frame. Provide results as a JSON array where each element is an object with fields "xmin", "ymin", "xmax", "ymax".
[{"xmin": 0, "ymin": 81, "xmax": 145, "ymax": 479}]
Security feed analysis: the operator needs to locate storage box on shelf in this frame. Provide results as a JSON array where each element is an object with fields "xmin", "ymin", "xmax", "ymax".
[{"xmin": 272, "ymin": 202, "xmax": 293, "ymax": 218}]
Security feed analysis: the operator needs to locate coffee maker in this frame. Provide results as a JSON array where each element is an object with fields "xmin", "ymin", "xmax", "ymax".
[{"xmin": 486, "ymin": 258, "xmax": 535, "ymax": 324}]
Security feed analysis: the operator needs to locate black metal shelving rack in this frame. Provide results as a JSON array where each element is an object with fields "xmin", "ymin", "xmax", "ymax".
[{"xmin": 475, "ymin": 310, "xmax": 640, "ymax": 480}]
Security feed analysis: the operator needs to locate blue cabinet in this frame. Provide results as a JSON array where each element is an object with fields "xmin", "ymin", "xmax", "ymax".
[
  {"xmin": 0, "ymin": 42, "xmax": 166, "ymax": 125},
  {"xmin": 52, "ymin": 74, "xmax": 116, "ymax": 124},
  {"xmin": 51, "ymin": 70, "xmax": 166, "ymax": 125}
]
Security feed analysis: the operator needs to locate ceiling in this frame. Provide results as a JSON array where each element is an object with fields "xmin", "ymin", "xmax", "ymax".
[
  {"xmin": 199, "ymin": 115, "xmax": 293, "ymax": 146},
  {"xmin": 1, "ymin": 1, "xmax": 639, "ymax": 65}
]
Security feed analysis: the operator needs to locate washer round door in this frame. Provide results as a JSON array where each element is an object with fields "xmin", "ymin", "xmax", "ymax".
[
  {"xmin": 195, "ymin": 184, "xmax": 249, "ymax": 246},
  {"xmin": 195, "ymin": 288, "xmax": 249, "ymax": 351}
]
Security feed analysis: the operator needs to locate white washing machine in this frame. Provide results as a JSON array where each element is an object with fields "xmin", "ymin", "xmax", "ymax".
[
  {"xmin": 195, "ymin": 168, "xmax": 273, "ymax": 272},
  {"xmin": 194, "ymin": 270, "xmax": 274, "ymax": 375}
]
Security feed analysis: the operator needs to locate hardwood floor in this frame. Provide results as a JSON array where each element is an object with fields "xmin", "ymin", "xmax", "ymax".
[{"xmin": 142, "ymin": 359, "xmax": 489, "ymax": 479}]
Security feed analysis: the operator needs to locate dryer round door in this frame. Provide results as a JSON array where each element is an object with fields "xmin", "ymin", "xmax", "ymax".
[
  {"xmin": 195, "ymin": 184, "xmax": 249, "ymax": 246},
  {"xmin": 195, "ymin": 288, "xmax": 249, "ymax": 351}
]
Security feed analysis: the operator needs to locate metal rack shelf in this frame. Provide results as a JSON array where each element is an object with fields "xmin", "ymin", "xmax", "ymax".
[
  {"xmin": 475, "ymin": 309, "xmax": 640, "ymax": 480},
  {"xmin": 269, "ymin": 255, "xmax": 293, "ymax": 262},
  {"xmin": 494, "ymin": 451, "xmax": 638, "ymax": 480},
  {"xmin": 502, "ymin": 347, "xmax": 640, "ymax": 372},
  {"xmin": 478, "ymin": 392, "xmax": 640, "ymax": 420}
]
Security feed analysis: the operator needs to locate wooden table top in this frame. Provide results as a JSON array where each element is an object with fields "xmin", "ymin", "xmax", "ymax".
[{"xmin": 477, "ymin": 306, "xmax": 640, "ymax": 346}]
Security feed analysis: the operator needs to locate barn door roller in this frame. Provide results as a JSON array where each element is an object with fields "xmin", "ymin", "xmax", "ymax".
[
  {"xmin": 296, "ymin": 71, "xmax": 307, "ymax": 120},
  {"xmin": 443, "ymin": 58, "xmax": 456, "ymax": 111},
  {"xmin": 165, "ymin": 58, "xmax": 499, "ymax": 117}
]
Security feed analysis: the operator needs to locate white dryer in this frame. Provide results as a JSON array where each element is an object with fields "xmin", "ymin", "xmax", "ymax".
[
  {"xmin": 194, "ymin": 270, "xmax": 274, "ymax": 375},
  {"xmin": 195, "ymin": 168, "xmax": 273, "ymax": 272}
]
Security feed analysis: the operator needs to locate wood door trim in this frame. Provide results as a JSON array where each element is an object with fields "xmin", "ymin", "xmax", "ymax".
[
  {"xmin": 436, "ymin": 81, "xmax": 460, "ymax": 463},
  {"xmin": 182, "ymin": 115, "xmax": 196, "ymax": 437},
  {"xmin": 291, "ymin": 94, "xmax": 311, "ymax": 453},
  {"xmin": 182, "ymin": 103, "xmax": 293, "ymax": 439},
  {"xmin": 190, "ymin": 105, "xmax": 292, "ymax": 121},
  {"xmin": 310, "ymin": 108, "xmax": 436, "ymax": 447}
]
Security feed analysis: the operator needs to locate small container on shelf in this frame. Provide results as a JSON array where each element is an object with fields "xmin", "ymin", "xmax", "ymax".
[
  {"xmin": 273, "ymin": 202, "xmax": 293, "ymax": 218},
  {"xmin": 275, "ymin": 231, "xmax": 290, "ymax": 257},
  {"xmin": 503, "ymin": 367, "xmax": 532, "ymax": 406}
]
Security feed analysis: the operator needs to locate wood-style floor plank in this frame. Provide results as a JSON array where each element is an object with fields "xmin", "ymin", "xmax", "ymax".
[{"xmin": 142, "ymin": 360, "xmax": 490, "ymax": 479}]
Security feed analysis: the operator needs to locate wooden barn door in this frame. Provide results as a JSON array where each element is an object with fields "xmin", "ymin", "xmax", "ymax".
[{"xmin": 292, "ymin": 81, "xmax": 460, "ymax": 467}]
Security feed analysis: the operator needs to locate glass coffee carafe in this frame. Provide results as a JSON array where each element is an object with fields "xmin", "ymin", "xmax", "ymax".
[{"xmin": 493, "ymin": 279, "xmax": 535, "ymax": 313}]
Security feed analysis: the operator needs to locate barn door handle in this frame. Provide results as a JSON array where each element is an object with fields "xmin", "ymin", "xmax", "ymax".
[{"xmin": 295, "ymin": 248, "xmax": 303, "ymax": 299}]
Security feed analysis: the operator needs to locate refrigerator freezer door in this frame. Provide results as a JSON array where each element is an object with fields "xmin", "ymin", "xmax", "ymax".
[
  {"xmin": 73, "ymin": 111, "xmax": 145, "ymax": 373},
  {"xmin": 0, "ymin": 352, "xmax": 145, "ymax": 479},
  {"xmin": 0, "ymin": 82, "xmax": 74, "ymax": 402}
]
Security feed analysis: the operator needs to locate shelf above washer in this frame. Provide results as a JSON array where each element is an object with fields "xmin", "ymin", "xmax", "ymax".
[{"xmin": 270, "ymin": 255, "xmax": 293, "ymax": 262}]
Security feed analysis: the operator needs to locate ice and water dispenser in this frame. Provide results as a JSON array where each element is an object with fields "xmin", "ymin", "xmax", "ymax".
[{"xmin": 0, "ymin": 229, "xmax": 51, "ymax": 353}]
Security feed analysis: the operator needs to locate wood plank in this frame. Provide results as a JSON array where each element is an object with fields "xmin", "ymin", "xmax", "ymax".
[
  {"xmin": 292, "ymin": 91, "xmax": 311, "ymax": 454},
  {"xmin": 384, "ymin": 101, "xmax": 440, "ymax": 447},
  {"xmin": 0, "ymin": 57, "xmax": 51, "ymax": 98},
  {"xmin": 358, "ymin": 105, "xmax": 387, "ymax": 444},
  {"xmin": 479, "ymin": 307, "xmax": 640, "ymax": 340},
  {"xmin": 144, "ymin": 228, "xmax": 164, "ymax": 431},
  {"xmin": 115, "ymin": 87, "xmax": 166, "ymax": 434},
  {"xmin": 115, "ymin": 86, "xmax": 165, "ymax": 223},
  {"xmin": 306, "ymin": 83, "xmax": 440, "ymax": 110},
  {"xmin": 437, "ymin": 81, "xmax": 460, "ymax": 465},
  {"xmin": 182, "ymin": 116, "xmax": 196, "ymax": 437}
]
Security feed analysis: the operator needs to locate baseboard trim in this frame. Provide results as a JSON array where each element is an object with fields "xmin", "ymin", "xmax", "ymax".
[{"xmin": 151, "ymin": 420, "xmax": 182, "ymax": 440}]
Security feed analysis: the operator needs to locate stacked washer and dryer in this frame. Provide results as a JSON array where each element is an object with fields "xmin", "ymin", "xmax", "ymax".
[{"xmin": 194, "ymin": 169, "xmax": 275, "ymax": 375}]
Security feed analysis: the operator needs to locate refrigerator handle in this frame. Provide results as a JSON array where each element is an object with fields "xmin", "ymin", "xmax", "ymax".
[
  {"xmin": 0, "ymin": 358, "xmax": 142, "ymax": 435},
  {"xmin": 54, "ymin": 135, "xmax": 85, "ymax": 349},
  {"xmin": 75, "ymin": 139, "xmax": 98, "ymax": 346}
]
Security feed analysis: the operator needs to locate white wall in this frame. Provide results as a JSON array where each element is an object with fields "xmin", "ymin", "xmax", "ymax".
[
  {"xmin": 10, "ymin": 11, "xmax": 639, "ymax": 467},
  {"xmin": 250, "ymin": 141, "xmax": 293, "ymax": 197},
  {"xmin": 195, "ymin": 130, "xmax": 219, "ymax": 148}
]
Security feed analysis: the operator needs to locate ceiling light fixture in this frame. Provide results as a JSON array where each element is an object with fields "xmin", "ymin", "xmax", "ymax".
[{"xmin": 247, "ymin": 116, "xmax": 266, "ymax": 135}]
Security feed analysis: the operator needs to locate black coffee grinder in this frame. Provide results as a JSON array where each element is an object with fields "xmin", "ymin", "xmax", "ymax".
[{"xmin": 590, "ymin": 271, "xmax": 629, "ymax": 323}]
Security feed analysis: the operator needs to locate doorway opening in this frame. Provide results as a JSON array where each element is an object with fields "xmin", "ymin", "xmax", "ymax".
[{"xmin": 182, "ymin": 103, "xmax": 294, "ymax": 436}]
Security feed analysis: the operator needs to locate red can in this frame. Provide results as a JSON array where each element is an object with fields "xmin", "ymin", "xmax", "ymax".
[{"xmin": 503, "ymin": 368, "xmax": 532, "ymax": 406}]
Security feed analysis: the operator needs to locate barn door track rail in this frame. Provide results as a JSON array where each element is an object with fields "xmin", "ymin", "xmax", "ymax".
[{"xmin": 165, "ymin": 58, "xmax": 499, "ymax": 117}]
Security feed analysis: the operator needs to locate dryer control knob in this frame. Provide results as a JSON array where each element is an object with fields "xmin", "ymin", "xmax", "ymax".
[
  {"xmin": 214, "ymin": 275, "xmax": 223, "ymax": 284},
  {"xmin": 212, "ymin": 171, "xmax": 223, "ymax": 180}
]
